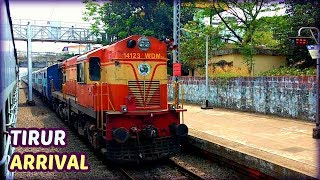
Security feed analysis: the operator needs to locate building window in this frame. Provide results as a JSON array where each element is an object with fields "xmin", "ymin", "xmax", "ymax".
[
  {"xmin": 89, "ymin": 57, "xmax": 101, "ymax": 81},
  {"xmin": 77, "ymin": 62, "xmax": 85, "ymax": 83}
]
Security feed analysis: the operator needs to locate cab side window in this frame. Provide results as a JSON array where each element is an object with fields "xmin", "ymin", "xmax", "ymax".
[
  {"xmin": 77, "ymin": 62, "xmax": 85, "ymax": 83},
  {"xmin": 89, "ymin": 57, "xmax": 101, "ymax": 81}
]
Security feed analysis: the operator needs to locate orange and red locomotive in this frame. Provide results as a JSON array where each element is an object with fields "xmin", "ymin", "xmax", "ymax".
[{"xmin": 50, "ymin": 35, "xmax": 188, "ymax": 162}]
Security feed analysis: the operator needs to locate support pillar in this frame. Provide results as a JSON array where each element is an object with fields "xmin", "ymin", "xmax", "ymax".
[
  {"xmin": 173, "ymin": 0, "xmax": 181, "ymax": 107},
  {"xmin": 201, "ymin": 35, "xmax": 213, "ymax": 109},
  {"xmin": 27, "ymin": 22, "xmax": 35, "ymax": 106}
]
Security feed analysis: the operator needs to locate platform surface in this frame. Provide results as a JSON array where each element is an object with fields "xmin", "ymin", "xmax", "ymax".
[{"xmin": 181, "ymin": 103, "xmax": 319, "ymax": 178}]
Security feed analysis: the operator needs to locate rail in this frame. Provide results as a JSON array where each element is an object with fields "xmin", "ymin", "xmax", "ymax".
[
  {"xmin": 118, "ymin": 167, "xmax": 135, "ymax": 180},
  {"xmin": 168, "ymin": 158, "xmax": 206, "ymax": 180}
]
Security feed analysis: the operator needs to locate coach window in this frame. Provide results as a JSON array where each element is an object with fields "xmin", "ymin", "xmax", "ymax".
[
  {"xmin": 89, "ymin": 57, "xmax": 101, "ymax": 81},
  {"xmin": 77, "ymin": 62, "xmax": 85, "ymax": 83}
]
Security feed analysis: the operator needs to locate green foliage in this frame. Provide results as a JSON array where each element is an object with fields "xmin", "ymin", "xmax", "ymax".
[
  {"xmin": 284, "ymin": 1, "xmax": 319, "ymax": 67},
  {"xmin": 83, "ymin": 1, "xmax": 195, "ymax": 44},
  {"xmin": 179, "ymin": 20, "xmax": 226, "ymax": 73},
  {"xmin": 286, "ymin": 1, "xmax": 320, "ymax": 30},
  {"xmin": 252, "ymin": 16, "xmax": 291, "ymax": 53},
  {"xmin": 210, "ymin": 0, "xmax": 272, "ymax": 45},
  {"xmin": 58, "ymin": 53, "xmax": 77, "ymax": 60},
  {"xmin": 239, "ymin": 44, "xmax": 257, "ymax": 74},
  {"xmin": 259, "ymin": 67, "xmax": 316, "ymax": 76},
  {"xmin": 206, "ymin": 1, "xmax": 280, "ymax": 73}
]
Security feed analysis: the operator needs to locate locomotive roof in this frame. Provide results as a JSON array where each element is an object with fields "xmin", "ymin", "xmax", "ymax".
[
  {"xmin": 77, "ymin": 35, "xmax": 166, "ymax": 61},
  {"xmin": 77, "ymin": 46, "xmax": 106, "ymax": 61}
]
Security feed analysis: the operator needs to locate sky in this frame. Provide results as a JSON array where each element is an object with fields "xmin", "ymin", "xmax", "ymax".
[
  {"xmin": 10, "ymin": 0, "xmax": 90, "ymax": 53},
  {"xmin": 10, "ymin": 1, "xmax": 287, "ymax": 53}
]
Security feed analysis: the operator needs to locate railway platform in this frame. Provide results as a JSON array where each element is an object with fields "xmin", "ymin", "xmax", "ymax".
[{"xmin": 182, "ymin": 103, "xmax": 319, "ymax": 179}]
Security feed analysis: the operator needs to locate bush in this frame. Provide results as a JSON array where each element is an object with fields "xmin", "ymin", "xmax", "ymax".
[{"xmin": 259, "ymin": 67, "xmax": 316, "ymax": 76}]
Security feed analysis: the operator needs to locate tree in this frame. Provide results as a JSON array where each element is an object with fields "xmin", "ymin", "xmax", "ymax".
[
  {"xmin": 206, "ymin": 1, "xmax": 286, "ymax": 74},
  {"xmin": 83, "ymin": 0, "xmax": 195, "ymax": 45},
  {"xmin": 211, "ymin": 0, "xmax": 272, "ymax": 44},
  {"xmin": 179, "ymin": 20, "xmax": 226, "ymax": 76},
  {"xmin": 285, "ymin": 0, "xmax": 320, "ymax": 30},
  {"xmin": 285, "ymin": 0, "xmax": 320, "ymax": 68}
]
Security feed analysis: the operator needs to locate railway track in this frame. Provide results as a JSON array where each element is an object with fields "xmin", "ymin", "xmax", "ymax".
[
  {"xmin": 167, "ymin": 158, "xmax": 207, "ymax": 180},
  {"xmin": 15, "ymin": 83, "xmax": 118, "ymax": 179},
  {"xmin": 17, "ymin": 82, "xmax": 266, "ymax": 179},
  {"xmin": 115, "ymin": 158, "xmax": 207, "ymax": 180},
  {"xmin": 33, "ymin": 85, "xmax": 207, "ymax": 179}
]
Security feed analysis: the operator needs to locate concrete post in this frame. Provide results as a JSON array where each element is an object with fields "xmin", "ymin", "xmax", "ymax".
[
  {"xmin": 201, "ymin": 35, "xmax": 212, "ymax": 109},
  {"xmin": 206, "ymin": 35, "xmax": 208, "ymax": 101},
  {"xmin": 27, "ymin": 22, "xmax": 35, "ymax": 106}
]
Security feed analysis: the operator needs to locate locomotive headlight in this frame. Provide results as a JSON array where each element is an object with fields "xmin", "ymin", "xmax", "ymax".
[
  {"xmin": 138, "ymin": 36, "xmax": 151, "ymax": 51},
  {"xmin": 121, "ymin": 105, "xmax": 128, "ymax": 113}
]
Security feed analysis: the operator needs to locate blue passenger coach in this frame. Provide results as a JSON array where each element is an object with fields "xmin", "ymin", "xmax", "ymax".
[
  {"xmin": 47, "ymin": 64, "xmax": 62, "ymax": 102},
  {"xmin": 29, "ymin": 63, "xmax": 62, "ymax": 104},
  {"xmin": 0, "ymin": 0, "xmax": 19, "ymax": 179}
]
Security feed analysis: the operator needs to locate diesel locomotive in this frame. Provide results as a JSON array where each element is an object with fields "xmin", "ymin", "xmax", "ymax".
[{"xmin": 26, "ymin": 35, "xmax": 188, "ymax": 162}]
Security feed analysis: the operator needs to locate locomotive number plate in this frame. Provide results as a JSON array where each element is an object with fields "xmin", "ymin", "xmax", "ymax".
[
  {"xmin": 123, "ymin": 53, "xmax": 141, "ymax": 59},
  {"xmin": 123, "ymin": 53, "xmax": 163, "ymax": 59}
]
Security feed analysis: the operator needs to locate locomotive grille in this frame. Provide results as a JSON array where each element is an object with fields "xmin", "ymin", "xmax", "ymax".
[{"xmin": 128, "ymin": 80, "xmax": 160, "ymax": 108}]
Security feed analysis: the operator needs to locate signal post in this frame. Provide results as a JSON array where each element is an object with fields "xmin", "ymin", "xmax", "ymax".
[{"xmin": 291, "ymin": 27, "xmax": 320, "ymax": 138}]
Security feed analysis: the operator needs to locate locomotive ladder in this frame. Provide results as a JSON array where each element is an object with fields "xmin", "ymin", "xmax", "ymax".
[{"xmin": 95, "ymin": 82, "xmax": 115, "ymax": 133}]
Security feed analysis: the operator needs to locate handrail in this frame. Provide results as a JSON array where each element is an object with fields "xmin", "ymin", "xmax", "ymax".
[
  {"xmin": 181, "ymin": 81, "xmax": 185, "ymax": 124},
  {"xmin": 100, "ymin": 82, "xmax": 103, "ymax": 130},
  {"xmin": 93, "ymin": 82, "xmax": 117, "ymax": 130},
  {"xmin": 1, "ymin": 85, "xmax": 18, "ymax": 165},
  {"xmin": 0, "ymin": 136, "xmax": 11, "ymax": 165},
  {"xmin": 6, "ymin": 88, "xmax": 18, "ymax": 127},
  {"xmin": 173, "ymin": 81, "xmax": 179, "ymax": 107},
  {"xmin": 5, "ymin": 111, "xmax": 16, "ymax": 127}
]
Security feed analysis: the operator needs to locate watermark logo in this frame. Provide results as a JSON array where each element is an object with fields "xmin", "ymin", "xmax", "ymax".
[
  {"xmin": 8, "ymin": 128, "xmax": 90, "ymax": 172},
  {"xmin": 138, "ymin": 63, "xmax": 150, "ymax": 76}
]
